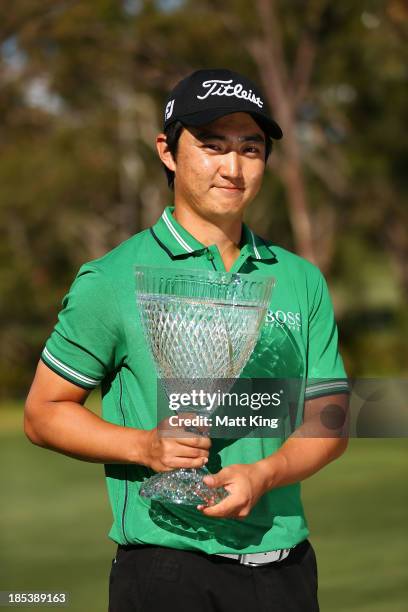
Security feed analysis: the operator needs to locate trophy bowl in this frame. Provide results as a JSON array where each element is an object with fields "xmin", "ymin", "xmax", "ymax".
[{"xmin": 135, "ymin": 265, "xmax": 274, "ymax": 505}]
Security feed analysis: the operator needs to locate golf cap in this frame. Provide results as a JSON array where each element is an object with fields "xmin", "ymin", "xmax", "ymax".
[{"xmin": 163, "ymin": 68, "xmax": 283, "ymax": 140}]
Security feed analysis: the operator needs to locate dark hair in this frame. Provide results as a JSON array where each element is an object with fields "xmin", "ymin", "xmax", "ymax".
[{"xmin": 162, "ymin": 120, "xmax": 273, "ymax": 190}]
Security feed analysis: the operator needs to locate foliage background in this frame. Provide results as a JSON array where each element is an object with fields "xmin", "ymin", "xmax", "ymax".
[
  {"xmin": 0, "ymin": 0, "xmax": 407, "ymax": 396},
  {"xmin": 0, "ymin": 1, "xmax": 407, "ymax": 610}
]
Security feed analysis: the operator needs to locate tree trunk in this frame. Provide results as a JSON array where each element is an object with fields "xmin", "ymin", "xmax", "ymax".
[{"xmin": 251, "ymin": 0, "xmax": 326, "ymax": 266}]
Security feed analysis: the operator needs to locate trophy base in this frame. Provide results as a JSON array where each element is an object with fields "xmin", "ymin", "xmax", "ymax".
[{"xmin": 140, "ymin": 467, "xmax": 229, "ymax": 506}]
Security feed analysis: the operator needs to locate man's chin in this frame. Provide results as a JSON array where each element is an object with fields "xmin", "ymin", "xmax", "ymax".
[
  {"xmin": 206, "ymin": 189, "xmax": 245, "ymax": 206},
  {"xmin": 212, "ymin": 197, "xmax": 249, "ymax": 217}
]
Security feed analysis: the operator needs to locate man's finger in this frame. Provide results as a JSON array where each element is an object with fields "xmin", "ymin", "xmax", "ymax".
[
  {"xmin": 179, "ymin": 436, "xmax": 211, "ymax": 449},
  {"xmin": 198, "ymin": 495, "xmax": 240, "ymax": 518},
  {"xmin": 167, "ymin": 445, "xmax": 209, "ymax": 459},
  {"xmin": 165, "ymin": 456, "xmax": 208, "ymax": 469},
  {"xmin": 159, "ymin": 432, "xmax": 211, "ymax": 448},
  {"xmin": 203, "ymin": 470, "xmax": 229, "ymax": 489}
]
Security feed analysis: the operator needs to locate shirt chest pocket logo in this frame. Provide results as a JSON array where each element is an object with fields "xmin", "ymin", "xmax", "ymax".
[{"xmin": 265, "ymin": 309, "xmax": 302, "ymax": 331}]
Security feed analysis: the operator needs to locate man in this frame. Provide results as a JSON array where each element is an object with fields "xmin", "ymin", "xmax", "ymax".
[{"xmin": 25, "ymin": 69, "xmax": 349, "ymax": 612}]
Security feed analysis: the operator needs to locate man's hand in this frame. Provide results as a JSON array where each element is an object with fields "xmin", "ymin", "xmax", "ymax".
[
  {"xmin": 25, "ymin": 361, "xmax": 211, "ymax": 467},
  {"xmin": 144, "ymin": 417, "xmax": 211, "ymax": 473},
  {"xmin": 196, "ymin": 392, "xmax": 350, "ymax": 519},
  {"xmin": 197, "ymin": 463, "xmax": 268, "ymax": 519}
]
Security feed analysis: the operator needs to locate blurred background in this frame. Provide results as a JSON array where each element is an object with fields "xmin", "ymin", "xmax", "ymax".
[{"xmin": 0, "ymin": 1, "xmax": 407, "ymax": 610}]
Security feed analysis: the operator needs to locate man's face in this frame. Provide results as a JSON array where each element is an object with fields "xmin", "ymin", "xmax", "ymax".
[{"xmin": 170, "ymin": 112, "xmax": 266, "ymax": 221}]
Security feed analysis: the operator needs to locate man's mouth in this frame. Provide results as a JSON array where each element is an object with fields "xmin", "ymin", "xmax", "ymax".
[{"xmin": 213, "ymin": 185, "xmax": 244, "ymax": 191}]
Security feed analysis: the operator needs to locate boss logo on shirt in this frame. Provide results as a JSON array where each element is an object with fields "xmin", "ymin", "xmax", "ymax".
[{"xmin": 265, "ymin": 309, "xmax": 302, "ymax": 331}]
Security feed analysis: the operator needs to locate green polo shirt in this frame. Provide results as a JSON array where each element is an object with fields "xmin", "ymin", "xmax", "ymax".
[{"xmin": 42, "ymin": 206, "xmax": 347, "ymax": 554}]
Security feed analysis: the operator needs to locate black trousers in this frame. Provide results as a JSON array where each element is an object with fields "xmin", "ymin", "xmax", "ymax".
[{"xmin": 108, "ymin": 539, "xmax": 319, "ymax": 612}]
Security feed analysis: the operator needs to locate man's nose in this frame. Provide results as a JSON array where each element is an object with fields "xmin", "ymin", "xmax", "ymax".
[{"xmin": 220, "ymin": 151, "xmax": 243, "ymax": 179}]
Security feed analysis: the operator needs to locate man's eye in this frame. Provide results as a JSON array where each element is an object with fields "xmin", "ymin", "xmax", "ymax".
[
  {"xmin": 245, "ymin": 146, "xmax": 261, "ymax": 154},
  {"xmin": 203, "ymin": 143, "xmax": 221, "ymax": 151}
]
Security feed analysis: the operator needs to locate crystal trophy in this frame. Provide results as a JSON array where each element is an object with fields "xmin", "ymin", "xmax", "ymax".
[{"xmin": 135, "ymin": 265, "xmax": 274, "ymax": 505}]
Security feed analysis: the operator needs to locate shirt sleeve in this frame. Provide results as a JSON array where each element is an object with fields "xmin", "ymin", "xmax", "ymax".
[
  {"xmin": 305, "ymin": 271, "xmax": 349, "ymax": 400},
  {"xmin": 41, "ymin": 264, "xmax": 122, "ymax": 389}
]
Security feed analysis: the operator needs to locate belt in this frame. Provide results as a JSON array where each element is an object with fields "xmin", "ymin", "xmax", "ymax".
[
  {"xmin": 215, "ymin": 547, "xmax": 292, "ymax": 566},
  {"xmin": 118, "ymin": 543, "xmax": 299, "ymax": 567}
]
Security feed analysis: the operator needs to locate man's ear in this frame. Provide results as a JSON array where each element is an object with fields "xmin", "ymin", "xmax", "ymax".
[{"xmin": 156, "ymin": 133, "xmax": 176, "ymax": 172}]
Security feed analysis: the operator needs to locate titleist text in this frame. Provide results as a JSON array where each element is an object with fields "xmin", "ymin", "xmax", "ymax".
[{"xmin": 197, "ymin": 79, "xmax": 264, "ymax": 108}]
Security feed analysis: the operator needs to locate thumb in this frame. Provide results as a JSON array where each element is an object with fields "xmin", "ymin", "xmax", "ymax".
[{"xmin": 203, "ymin": 469, "xmax": 228, "ymax": 489}]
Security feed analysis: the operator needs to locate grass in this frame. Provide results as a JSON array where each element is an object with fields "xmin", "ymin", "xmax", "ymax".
[
  {"xmin": 0, "ymin": 403, "xmax": 407, "ymax": 611},
  {"xmin": 0, "ymin": 403, "xmax": 113, "ymax": 612},
  {"xmin": 303, "ymin": 439, "xmax": 408, "ymax": 612}
]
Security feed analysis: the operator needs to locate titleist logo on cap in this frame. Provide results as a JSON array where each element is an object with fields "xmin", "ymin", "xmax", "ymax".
[
  {"xmin": 163, "ymin": 68, "xmax": 283, "ymax": 139},
  {"xmin": 196, "ymin": 79, "xmax": 264, "ymax": 109}
]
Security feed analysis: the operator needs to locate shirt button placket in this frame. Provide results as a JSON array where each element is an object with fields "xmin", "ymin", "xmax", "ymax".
[{"xmin": 205, "ymin": 248, "xmax": 217, "ymax": 271}]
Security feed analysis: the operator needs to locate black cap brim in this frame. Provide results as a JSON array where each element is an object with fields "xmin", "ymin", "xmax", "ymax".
[{"xmin": 177, "ymin": 108, "xmax": 283, "ymax": 140}]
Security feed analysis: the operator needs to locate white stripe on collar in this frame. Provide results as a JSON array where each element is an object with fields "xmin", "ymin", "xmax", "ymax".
[
  {"xmin": 250, "ymin": 230, "xmax": 261, "ymax": 260},
  {"xmin": 162, "ymin": 209, "xmax": 193, "ymax": 253}
]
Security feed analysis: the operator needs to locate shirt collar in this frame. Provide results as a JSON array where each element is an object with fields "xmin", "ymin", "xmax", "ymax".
[
  {"xmin": 240, "ymin": 223, "xmax": 277, "ymax": 261},
  {"xmin": 151, "ymin": 206, "xmax": 276, "ymax": 261},
  {"xmin": 151, "ymin": 206, "xmax": 205, "ymax": 257}
]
